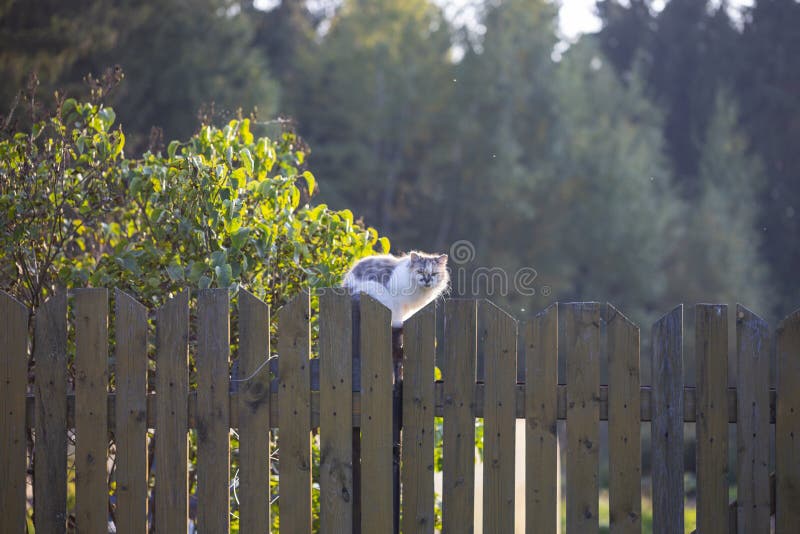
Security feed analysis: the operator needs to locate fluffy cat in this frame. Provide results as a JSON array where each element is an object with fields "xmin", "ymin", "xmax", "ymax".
[{"xmin": 343, "ymin": 251, "xmax": 449, "ymax": 327}]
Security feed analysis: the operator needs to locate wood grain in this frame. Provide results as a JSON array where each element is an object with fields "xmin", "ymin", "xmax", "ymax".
[
  {"xmin": 442, "ymin": 299, "xmax": 477, "ymax": 534},
  {"xmin": 358, "ymin": 294, "xmax": 393, "ymax": 533},
  {"xmin": 0, "ymin": 292, "xmax": 29, "ymax": 533},
  {"xmin": 695, "ymin": 304, "xmax": 728, "ymax": 534},
  {"xmin": 481, "ymin": 300, "xmax": 517, "ymax": 533},
  {"xmin": 607, "ymin": 304, "xmax": 641, "ymax": 534},
  {"xmin": 34, "ymin": 290, "xmax": 67, "ymax": 533},
  {"xmin": 776, "ymin": 308, "xmax": 800, "ymax": 534},
  {"xmin": 735, "ymin": 304, "xmax": 770, "ymax": 533},
  {"xmin": 401, "ymin": 302, "xmax": 436, "ymax": 534},
  {"xmin": 319, "ymin": 290, "xmax": 353, "ymax": 533},
  {"xmin": 196, "ymin": 289, "xmax": 231, "ymax": 533},
  {"xmin": 651, "ymin": 305, "xmax": 684, "ymax": 534},
  {"xmin": 237, "ymin": 289, "xmax": 271, "ymax": 533},
  {"xmin": 114, "ymin": 289, "xmax": 149, "ymax": 534},
  {"xmin": 525, "ymin": 303, "xmax": 558, "ymax": 534},
  {"xmin": 277, "ymin": 291, "xmax": 312, "ymax": 534},
  {"xmin": 74, "ymin": 288, "xmax": 109, "ymax": 534},
  {"xmin": 565, "ymin": 302, "xmax": 601, "ymax": 533},
  {"xmin": 154, "ymin": 290, "xmax": 189, "ymax": 533}
]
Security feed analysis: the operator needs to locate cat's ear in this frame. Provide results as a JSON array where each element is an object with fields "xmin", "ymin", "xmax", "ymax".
[
  {"xmin": 409, "ymin": 252, "xmax": 420, "ymax": 262},
  {"xmin": 436, "ymin": 254, "xmax": 448, "ymax": 264}
]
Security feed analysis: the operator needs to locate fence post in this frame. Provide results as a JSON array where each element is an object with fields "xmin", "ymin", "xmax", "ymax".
[{"xmin": 392, "ymin": 326, "xmax": 403, "ymax": 534}]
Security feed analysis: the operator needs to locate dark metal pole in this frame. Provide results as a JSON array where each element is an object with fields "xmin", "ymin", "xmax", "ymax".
[{"xmin": 392, "ymin": 327, "xmax": 403, "ymax": 534}]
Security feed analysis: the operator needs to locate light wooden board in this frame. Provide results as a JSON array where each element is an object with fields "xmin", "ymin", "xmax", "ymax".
[
  {"xmin": 651, "ymin": 305, "xmax": 684, "ymax": 534},
  {"xmin": 0, "ymin": 292, "xmax": 29, "ymax": 533},
  {"xmin": 735, "ymin": 304, "xmax": 770, "ymax": 533},
  {"xmin": 776, "ymin": 308, "xmax": 800, "ymax": 534},
  {"xmin": 196, "ymin": 289, "xmax": 231, "ymax": 533},
  {"xmin": 319, "ymin": 291, "xmax": 353, "ymax": 533},
  {"xmin": 154, "ymin": 290, "xmax": 189, "ymax": 533},
  {"xmin": 278, "ymin": 291, "xmax": 312, "ymax": 534},
  {"xmin": 607, "ymin": 304, "xmax": 641, "ymax": 534},
  {"xmin": 565, "ymin": 302, "xmax": 601, "ymax": 533},
  {"xmin": 34, "ymin": 291, "xmax": 67, "ymax": 533},
  {"xmin": 695, "ymin": 304, "xmax": 728, "ymax": 534},
  {"xmin": 237, "ymin": 289, "xmax": 271, "ymax": 533},
  {"xmin": 525, "ymin": 303, "xmax": 558, "ymax": 534},
  {"xmin": 74, "ymin": 288, "xmax": 109, "ymax": 534},
  {"xmin": 401, "ymin": 302, "xmax": 436, "ymax": 534},
  {"xmin": 358, "ymin": 294, "xmax": 393, "ymax": 533},
  {"xmin": 442, "ymin": 299, "xmax": 477, "ymax": 534},
  {"xmin": 114, "ymin": 289, "xmax": 149, "ymax": 534},
  {"xmin": 481, "ymin": 300, "xmax": 517, "ymax": 533}
]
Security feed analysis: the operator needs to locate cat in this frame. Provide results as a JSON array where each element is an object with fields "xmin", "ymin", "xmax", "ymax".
[{"xmin": 343, "ymin": 251, "xmax": 449, "ymax": 327}]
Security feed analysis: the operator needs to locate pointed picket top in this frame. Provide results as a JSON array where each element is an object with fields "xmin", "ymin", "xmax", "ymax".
[
  {"xmin": 606, "ymin": 302, "xmax": 638, "ymax": 330},
  {"xmin": 479, "ymin": 298, "xmax": 518, "ymax": 323},
  {"xmin": 0, "ymin": 290, "xmax": 29, "ymax": 317},
  {"xmin": 156, "ymin": 288, "xmax": 189, "ymax": 315},
  {"xmin": 115, "ymin": 287, "xmax": 147, "ymax": 315},
  {"xmin": 534, "ymin": 301, "xmax": 558, "ymax": 320},
  {"xmin": 354, "ymin": 292, "xmax": 392, "ymax": 321},
  {"xmin": 653, "ymin": 304, "xmax": 684, "ymax": 332},
  {"xmin": 404, "ymin": 299, "xmax": 435, "ymax": 330},
  {"xmin": 777, "ymin": 306, "xmax": 800, "ymax": 333},
  {"xmin": 736, "ymin": 304, "xmax": 769, "ymax": 338}
]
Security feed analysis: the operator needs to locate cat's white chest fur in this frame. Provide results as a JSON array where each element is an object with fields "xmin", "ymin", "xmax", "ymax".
[{"xmin": 343, "ymin": 251, "xmax": 449, "ymax": 327}]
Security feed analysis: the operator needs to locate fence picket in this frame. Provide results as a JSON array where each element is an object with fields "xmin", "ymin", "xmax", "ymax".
[
  {"xmin": 442, "ymin": 299, "xmax": 477, "ymax": 534},
  {"xmin": 651, "ymin": 305, "xmax": 684, "ymax": 534},
  {"xmin": 278, "ymin": 291, "xmax": 312, "ymax": 534},
  {"xmin": 565, "ymin": 302, "xmax": 601, "ymax": 532},
  {"xmin": 358, "ymin": 294, "xmax": 393, "ymax": 533},
  {"xmin": 319, "ymin": 291, "xmax": 354, "ymax": 533},
  {"xmin": 776, "ymin": 308, "xmax": 800, "ymax": 533},
  {"xmin": 482, "ymin": 301, "xmax": 517, "ymax": 533},
  {"xmin": 34, "ymin": 291, "xmax": 67, "ymax": 533},
  {"xmin": 525, "ymin": 304, "xmax": 558, "ymax": 534},
  {"xmin": 154, "ymin": 290, "xmax": 189, "ymax": 533},
  {"xmin": 114, "ymin": 289, "xmax": 149, "ymax": 534},
  {"xmin": 74, "ymin": 288, "xmax": 109, "ymax": 533},
  {"xmin": 0, "ymin": 292, "xmax": 29, "ymax": 533},
  {"xmin": 197, "ymin": 289, "xmax": 231, "ymax": 533},
  {"xmin": 237, "ymin": 289, "xmax": 271, "ymax": 533},
  {"xmin": 695, "ymin": 304, "xmax": 729, "ymax": 534},
  {"xmin": 735, "ymin": 305, "xmax": 770, "ymax": 533},
  {"xmin": 401, "ymin": 302, "xmax": 436, "ymax": 534},
  {"xmin": 607, "ymin": 303, "xmax": 641, "ymax": 534}
]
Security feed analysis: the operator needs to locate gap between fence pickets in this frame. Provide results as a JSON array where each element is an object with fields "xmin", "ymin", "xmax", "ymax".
[{"xmin": 22, "ymin": 382, "xmax": 778, "ymax": 429}]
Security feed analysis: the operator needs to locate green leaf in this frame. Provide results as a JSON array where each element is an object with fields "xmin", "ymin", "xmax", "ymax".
[
  {"xmin": 303, "ymin": 171, "xmax": 316, "ymax": 196},
  {"xmin": 378, "ymin": 236, "xmax": 390, "ymax": 253},
  {"xmin": 166, "ymin": 263, "xmax": 185, "ymax": 282},
  {"xmin": 215, "ymin": 264, "xmax": 233, "ymax": 287},
  {"xmin": 168, "ymin": 140, "xmax": 180, "ymax": 159},
  {"xmin": 210, "ymin": 250, "xmax": 227, "ymax": 268},
  {"xmin": 98, "ymin": 107, "xmax": 116, "ymax": 129},
  {"xmin": 188, "ymin": 261, "xmax": 206, "ymax": 283},
  {"xmin": 231, "ymin": 227, "xmax": 251, "ymax": 250},
  {"xmin": 240, "ymin": 148, "xmax": 254, "ymax": 174},
  {"xmin": 198, "ymin": 275, "xmax": 212, "ymax": 289}
]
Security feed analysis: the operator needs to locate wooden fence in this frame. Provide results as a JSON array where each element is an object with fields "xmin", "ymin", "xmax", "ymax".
[{"xmin": 1, "ymin": 288, "xmax": 799, "ymax": 533}]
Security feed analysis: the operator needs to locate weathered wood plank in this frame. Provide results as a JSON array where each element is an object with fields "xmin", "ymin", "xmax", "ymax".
[
  {"xmin": 442, "ymin": 299, "xmax": 477, "ymax": 534},
  {"xmin": 776, "ymin": 308, "xmax": 800, "ymax": 534},
  {"xmin": 651, "ymin": 305, "xmax": 684, "ymax": 534},
  {"xmin": 607, "ymin": 304, "xmax": 641, "ymax": 534},
  {"xmin": 319, "ymin": 291, "xmax": 353, "ymax": 533},
  {"xmin": 196, "ymin": 289, "xmax": 230, "ymax": 533},
  {"xmin": 482, "ymin": 300, "xmax": 517, "ymax": 533},
  {"xmin": 34, "ymin": 290, "xmax": 68, "ymax": 533},
  {"xmin": 735, "ymin": 304, "xmax": 770, "ymax": 533},
  {"xmin": 565, "ymin": 302, "xmax": 601, "ymax": 533},
  {"xmin": 74, "ymin": 288, "xmax": 109, "ymax": 534},
  {"xmin": 358, "ymin": 294, "xmax": 393, "ymax": 533},
  {"xmin": 0, "ymin": 292, "xmax": 29, "ymax": 533},
  {"xmin": 525, "ymin": 304, "xmax": 558, "ymax": 534},
  {"xmin": 237, "ymin": 289, "xmax": 271, "ymax": 533},
  {"xmin": 278, "ymin": 291, "xmax": 312, "ymax": 534},
  {"xmin": 114, "ymin": 289, "xmax": 149, "ymax": 534},
  {"xmin": 401, "ymin": 302, "xmax": 436, "ymax": 534},
  {"xmin": 695, "ymin": 304, "xmax": 729, "ymax": 534},
  {"xmin": 154, "ymin": 290, "xmax": 189, "ymax": 533}
]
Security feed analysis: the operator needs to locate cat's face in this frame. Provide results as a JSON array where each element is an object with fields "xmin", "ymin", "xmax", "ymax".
[{"xmin": 409, "ymin": 252, "xmax": 448, "ymax": 288}]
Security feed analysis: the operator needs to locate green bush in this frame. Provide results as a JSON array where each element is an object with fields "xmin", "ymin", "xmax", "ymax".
[{"xmin": 1, "ymin": 89, "xmax": 388, "ymax": 312}]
